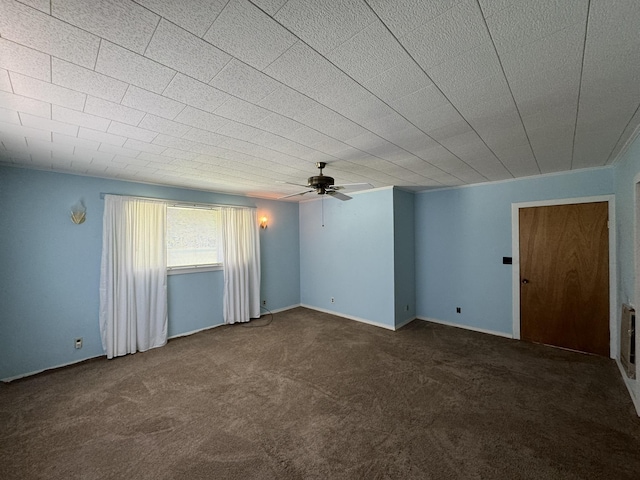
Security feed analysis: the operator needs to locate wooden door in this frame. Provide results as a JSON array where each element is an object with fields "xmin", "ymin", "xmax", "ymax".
[{"xmin": 519, "ymin": 202, "xmax": 609, "ymax": 356}]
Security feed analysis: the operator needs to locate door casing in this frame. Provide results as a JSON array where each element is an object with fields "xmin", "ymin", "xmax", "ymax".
[{"xmin": 511, "ymin": 195, "xmax": 617, "ymax": 358}]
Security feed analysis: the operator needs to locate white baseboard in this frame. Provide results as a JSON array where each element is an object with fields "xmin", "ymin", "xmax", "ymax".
[
  {"xmin": 417, "ymin": 316, "xmax": 513, "ymax": 339},
  {"xmin": 300, "ymin": 304, "xmax": 396, "ymax": 331},
  {"xmin": 2, "ymin": 355, "xmax": 104, "ymax": 383},
  {"xmin": 615, "ymin": 358, "xmax": 640, "ymax": 416},
  {"xmin": 262, "ymin": 303, "xmax": 302, "ymax": 314},
  {"xmin": 168, "ymin": 322, "xmax": 225, "ymax": 339},
  {"xmin": 395, "ymin": 316, "xmax": 416, "ymax": 330}
]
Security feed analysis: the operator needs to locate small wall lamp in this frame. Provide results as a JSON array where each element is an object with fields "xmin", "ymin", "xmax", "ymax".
[
  {"xmin": 259, "ymin": 216, "xmax": 268, "ymax": 229},
  {"xmin": 70, "ymin": 202, "xmax": 86, "ymax": 225}
]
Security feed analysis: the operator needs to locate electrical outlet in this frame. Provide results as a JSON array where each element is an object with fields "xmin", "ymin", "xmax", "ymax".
[
  {"xmin": 262, "ymin": 300, "xmax": 266, "ymax": 306},
  {"xmin": 331, "ymin": 297, "xmax": 335, "ymax": 303},
  {"xmin": 74, "ymin": 338, "xmax": 83, "ymax": 349},
  {"xmin": 456, "ymin": 307, "xmax": 461, "ymax": 314},
  {"xmin": 405, "ymin": 305, "xmax": 409, "ymax": 312}
]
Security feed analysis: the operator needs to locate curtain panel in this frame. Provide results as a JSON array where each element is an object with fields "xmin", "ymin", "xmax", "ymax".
[
  {"xmin": 99, "ymin": 195, "xmax": 168, "ymax": 359},
  {"xmin": 220, "ymin": 207, "xmax": 261, "ymax": 324}
]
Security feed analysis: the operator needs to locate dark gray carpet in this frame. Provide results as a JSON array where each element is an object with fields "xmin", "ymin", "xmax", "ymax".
[{"xmin": 1, "ymin": 307, "xmax": 639, "ymax": 479}]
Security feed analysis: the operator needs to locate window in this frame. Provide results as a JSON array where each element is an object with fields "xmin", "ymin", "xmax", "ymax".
[{"xmin": 166, "ymin": 206, "xmax": 221, "ymax": 273}]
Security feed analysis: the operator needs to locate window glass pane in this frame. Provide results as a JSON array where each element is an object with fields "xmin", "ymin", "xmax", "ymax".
[{"xmin": 167, "ymin": 207, "xmax": 219, "ymax": 267}]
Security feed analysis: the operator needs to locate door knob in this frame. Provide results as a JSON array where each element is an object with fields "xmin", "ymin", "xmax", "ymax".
[{"xmin": 521, "ymin": 279, "xmax": 529, "ymax": 284}]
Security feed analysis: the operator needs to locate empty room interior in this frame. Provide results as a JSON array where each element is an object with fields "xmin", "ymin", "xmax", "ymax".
[{"xmin": 1, "ymin": 0, "xmax": 640, "ymax": 478}]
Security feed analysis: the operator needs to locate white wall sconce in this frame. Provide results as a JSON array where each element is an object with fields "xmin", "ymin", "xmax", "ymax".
[
  {"xmin": 71, "ymin": 202, "xmax": 86, "ymax": 224},
  {"xmin": 259, "ymin": 216, "xmax": 268, "ymax": 229}
]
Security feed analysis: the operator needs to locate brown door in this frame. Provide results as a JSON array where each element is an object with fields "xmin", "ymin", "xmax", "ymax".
[{"xmin": 519, "ymin": 202, "xmax": 609, "ymax": 356}]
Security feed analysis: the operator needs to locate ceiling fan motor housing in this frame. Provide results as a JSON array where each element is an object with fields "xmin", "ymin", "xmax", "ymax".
[{"xmin": 308, "ymin": 162, "xmax": 334, "ymax": 194}]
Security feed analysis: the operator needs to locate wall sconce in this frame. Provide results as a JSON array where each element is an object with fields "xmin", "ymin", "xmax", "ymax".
[
  {"xmin": 259, "ymin": 216, "xmax": 268, "ymax": 229},
  {"xmin": 70, "ymin": 202, "xmax": 86, "ymax": 225}
]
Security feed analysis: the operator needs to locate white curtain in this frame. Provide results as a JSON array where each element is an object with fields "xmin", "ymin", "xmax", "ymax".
[
  {"xmin": 99, "ymin": 195, "xmax": 168, "ymax": 359},
  {"xmin": 220, "ymin": 207, "xmax": 261, "ymax": 324}
]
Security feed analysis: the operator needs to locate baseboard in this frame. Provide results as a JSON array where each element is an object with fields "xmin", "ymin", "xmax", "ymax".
[
  {"xmin": 300, "ymin": 304, "xmax": 396, "ymax": 331},
  {"xmin": 417, "ymin": 316, "xmax": 513, "ymax": 339},
  {"xmin": 2, "ymin": 355, "xmax": 104, "ymax": 383},
  {"xmin": 615, "ymin": 358, "xmax": 640, "ymax": 416},
  {"xmin": 168, "ymin": 323, "xmax": 225, "ymax": 339},
  {"xmin": 395, "ymin": 316, "xmax": 416, "ymax": 330},
  {"xmin": 262, "ymin": 303, "xmax": 302, "ymax": 314}
]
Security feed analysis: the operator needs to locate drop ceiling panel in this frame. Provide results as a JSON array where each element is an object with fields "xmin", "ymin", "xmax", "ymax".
[
  {"xmin": 52, "ymin": 0, "xmax": 159, "ymax": 54},
  {"xmin": 0, "ymin": 1, "xmax": 638, "ymax": 200},
  {"xmin": 274, "ymin": 0, "xmax": 376, "ymax": 55},
  {"xmin": 0, "ymin": 0, "xmax": 100, "ymax": 68},
  {"xmin": 204, "ymin": 0, "xmax": 297, "ymax": 70},
  {"xmin": 95, "ymin": 41, "xmax": 176, "ymax": 95},
  {"xmin": 0, "ymin": 38, "xmax": 51, "ymax": 82},
  {"xmin": 145, "ymin": 20, "xmax": 231, "ymax": 83},
  {"xmin": 135, "ymin": 0, "xmax": 227, "ymax": 37}
]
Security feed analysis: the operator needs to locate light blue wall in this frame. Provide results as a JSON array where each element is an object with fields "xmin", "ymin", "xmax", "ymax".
[
  {"xmin": 393, "ymin": 188, "xmax": 416, "ymax": 327},
  {"xmin": 299, "ymin": 188, "xmax": 395, "ymax": 328},
  {"xmin": 0, "ymin": 166, "xmax": 300, "ymax": 380},
  {"xmin": 415, "ymin": 167, "xmax": 615, "ymax": 335},
  {"xmin": 613, "ymin": 134, "xmax": 640, "ymax": 407}
]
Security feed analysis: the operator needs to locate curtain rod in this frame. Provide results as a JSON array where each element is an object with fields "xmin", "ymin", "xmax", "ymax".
[{"xmin": 99, "ymin": 193, "xmax": 256, "ymax": 210}]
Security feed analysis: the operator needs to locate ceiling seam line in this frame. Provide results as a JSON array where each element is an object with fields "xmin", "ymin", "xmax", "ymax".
[
  {"xmin": 474, "ymin": 0, "xmax": 541, "ymax": 175},
  {"xmin": 604, "ymin": 103, "xmax": 640, "ymax": 165},
  {"xmin": 243, "ymin": 2, "xmax": 477, "ymax": 183},
  {"xmin": 570, "ymin": 0, "xmax": 592, "ymax": 170},
  {"xmin": 364, "ymin": 0, "xmax": 512, "ymax": 179}
]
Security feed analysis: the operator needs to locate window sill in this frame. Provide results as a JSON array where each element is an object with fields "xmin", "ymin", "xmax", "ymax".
[{"xmin": 167, "ymin": 264, "xmax": 223, "ymax": 275}]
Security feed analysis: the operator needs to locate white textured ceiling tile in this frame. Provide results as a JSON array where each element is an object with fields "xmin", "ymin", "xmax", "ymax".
[
  {"xmin": 275, "ymin": 0, "xmax": 376, "ymax": 55},
  {"xmin": 0, "ymin": 1, "xmax": 99, "ymax": 68},
  {"xmin": 251, "ymin": 0, "xmax": 288, "ymax": 16},
  {"xmin": 363, "ymin": 110, "xmax": 412, "ymax": 137},
  {"xmin": 0, "ymin": 91, "xmax": 51, "ymax": 118},
  {"xmin": 30, "ymin": 138, "xmax": 75, "ymax": 156},
  {"xmin": 107, "ymin": 121, "xmax": 157, "ymax": 142},
  {"xmin": 182, "ymin": 126, "xmax": 228, "ymax": 145},
  {"xmin": 362, "ymin": 57, "xmax": 432, "ymax": 103},
  {"xmin": 78, "ymin": 126, "xmax": 127, "ymax": 146},
  {"xmin": 401, "ymin": 0, "xmax": 490, "ymax": 70},
  {"xmin": 491, "ymin": 143, "xmax": 540, "ymax": 177},
  {"xmin": 121, "ymin": 86, "xmax": 186, "ymax": 120},
  {"xmin": 84, "ymin": 96, "xmax": 145, "ymax": 126},
  {"xmin": 263, "ymin": 42, "xmax": 343, "ymax": 91},
  {"xmin": 285, "ymin": 125, "xmax": 329, "ymax": 146},
  {"xmin": 210, "ymin": 59, "xmax": 281, "ymax": 103},
  {"xmin": 162, "ymin": 74, "xmax": 230, "ymax": 114},
  {"xmin": 338, "ymin": 97, "xmax": 394, "ymax": 126},
  {"xmin": 0, "ymin": 69, "xmax": 11, "ymax": 92},
  {"xmin": 255, "ymin": 113, "xmax": 302, "ymax": 137},
  {"xmin": 257, "ymin": 84, "xmax": 318, "ymax": 118},
  {"xmin": 126, "ymin": 137, "xmax": 168, "ymax": 154},
  {"xmin": 425, "ymin": 119, "xmax": 472, "ymax": 143},
  {"xmin": 304, "ymin": 76, "xmax": 374, "ymax": 113},
  {"xmin": 443, "ymin": 73, "xmax": 509, "ymax": 112},
  {"xmin": 52, "ymin": 0, "xmax": 159, "ymax": 54},
  {"xmin": 138, "ymin": 114, "xmax": 191, "ymax": 137},
  {"xmin": 17, "ymin": 0, "xmax": 50, "ymax": 13},
  {"xmin": 385, "ymin": 128, "xmax": 439, "ymax": 155},
  {"xmin": 151, "ymin": 133, "xmax": 196, "ymax": 154},
  {"xmin": 411, "ymin": 102, "xmax": 466, "ymax": 134},
  {"xmin": 95, "ymin": 41, "xmax": 176, "ymax": 94},
  {"xmin": 215, "ymin": 121, "xmax": 264, "ymax": 141},
  {"xmin": 135, "ymin": 0, "xmax": 227, "ymax": 37},
  {"xmin": 367, "ymin": 0, "xmax": 460, "ymax": 39},
  {"xmin": 10, "ymin": 72, "xmax": 86, "ymax": 110},
  {"xmin": 98, "ymin": 142, "xmax": 141, "ymax": 158},
  {"xmin": 0, "ymin": 107, "xmax": 20, "ymax": 124},
  {"xmin": 52, "ymin": 58, "xmax": 128, "ymax": 103},
  {"xmin": 477, "ymin": 0, "xmax": 513, "ymax": 18},
  {"xmin": 52, "ymin": 132, "xmax": 100, "ymax": 149},
  {"xmin": 145, "ymin": 20, "xmax": 231, "ymax": 83},
  {"xmin": 487, "ymin": 0, "xmax": 588, "ymax": 53},
  {"xmin": 204, "ymin": 0, "xmax": 297, "ymax": 70},
  {"xmin": 161, "ymin": 148, "xmax": 200, "ymax": 161},
  {"xmin": 0, "ymin": 38, "xmax": 51, "ymax": 81},
  {"xmin": 0, "ymin": 119, "xmax": 52, "ymax": 141},
  {"xmin": 390, "ymin": 85, "xmax": 449, "ymax": 120},
  {"xmin": 214, "ymin": 97, "xmax": 272, "ymax": 125},
  {"xmin": 52, "ymin": 105, "xmax": 111, "ymax": 131},
  {"xmin": 327, "ymin": 21, "xmax": 406, "ymax": 83},
  {"xmin": 295, "ymin": 104, "xmax": 366, "ymax": 141}
]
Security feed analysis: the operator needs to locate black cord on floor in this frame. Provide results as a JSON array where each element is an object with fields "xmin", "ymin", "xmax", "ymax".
[{"xmin": 241, "ymin": 305, "xmax": 274, "ymax": 327}]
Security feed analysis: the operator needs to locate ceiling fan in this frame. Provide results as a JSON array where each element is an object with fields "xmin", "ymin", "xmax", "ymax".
[{"xmin": 278, "ymin": 162, "xmax": 370, "ymax": 201}]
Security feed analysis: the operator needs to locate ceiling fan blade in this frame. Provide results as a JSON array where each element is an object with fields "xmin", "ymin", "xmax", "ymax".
[
  {"xmin": 331, "ymin": 182, "xmax": 373, "ymax": 190},
  {"xmin": 278, "ymin": 189, "xmax": 314, "ymax": 199},
  {"xmin": 326, "ymin": 190, "xmax": 352, "ymax": 201},
  {"xmin": 276, "ymin": 180, "xmax": 311, "ymax": 188}
]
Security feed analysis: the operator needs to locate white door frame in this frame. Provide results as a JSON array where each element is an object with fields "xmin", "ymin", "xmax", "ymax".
[{"xmin": 511, "ymin": 195, "xmax": 617, "ymax": 359}]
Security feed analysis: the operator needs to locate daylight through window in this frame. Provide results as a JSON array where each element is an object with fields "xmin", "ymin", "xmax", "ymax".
[{"xmin": 166, "ymin": 206, "xmax": 221, "ymax": 269}]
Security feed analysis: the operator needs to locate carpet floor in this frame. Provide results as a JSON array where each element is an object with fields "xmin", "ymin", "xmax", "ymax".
[{"xmin": 1, "ymin": 307, "xmax": 639, "ymax": 479}]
